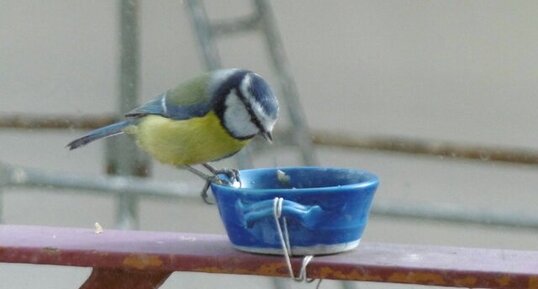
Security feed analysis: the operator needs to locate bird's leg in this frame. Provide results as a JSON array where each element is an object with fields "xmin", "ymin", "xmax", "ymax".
[
  {"xmin": 183, "ymin": 165, "xmax": 214, "ymax": 182},
  {"xmin": 202, "ymin": 163, "xmax": 240, "ymax": 185},
  {"xmin": 182, "ymin": 164, "xmax": 241, "ymax": 204},
  {"xmin": 183, "ymin": 165, "xmax": 221, "ymax": 204},
  {"xmin": 199, "ymin": 181, "xmax": 213, "ymax": 205}
]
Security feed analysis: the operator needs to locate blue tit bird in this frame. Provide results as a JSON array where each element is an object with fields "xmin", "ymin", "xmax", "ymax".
[{"xmin": 67, "ymin": 68, "xmax": 279, "ymax": 201}]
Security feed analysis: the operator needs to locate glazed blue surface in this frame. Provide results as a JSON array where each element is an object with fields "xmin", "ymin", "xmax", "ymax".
[{"xmin": 211, "ymin": 167, "xmax": 379, "ymax": 251}]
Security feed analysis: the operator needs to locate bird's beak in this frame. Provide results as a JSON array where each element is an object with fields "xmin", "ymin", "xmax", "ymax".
[{"xmin": 262, "ymin": 131, "xmax": 273, "ymax": 143}]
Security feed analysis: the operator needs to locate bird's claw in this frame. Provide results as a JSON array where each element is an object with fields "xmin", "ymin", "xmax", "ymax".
[
  {"xmin": 200, "ymin": 180, "xmax": 214, "ymax": 204},
  {"xmin": 199, "ymin": 168, "xmax": 241, "ymax": 205},
  {"xmin": 213, "ymin": 168, "xmax": 240, "ymax": 185}
]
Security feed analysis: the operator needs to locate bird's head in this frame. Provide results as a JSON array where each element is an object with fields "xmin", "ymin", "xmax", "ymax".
[{"xmin": 212, "ymin": 69, "xmax": 279, "ymax": 142}]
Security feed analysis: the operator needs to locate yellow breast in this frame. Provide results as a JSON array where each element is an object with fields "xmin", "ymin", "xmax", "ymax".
[{"xmin": 126, "ymin": 112, "xmax": 250, "ymax": 165}]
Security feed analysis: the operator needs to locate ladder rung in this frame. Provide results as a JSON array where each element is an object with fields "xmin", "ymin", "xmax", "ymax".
[{"xmin": 210, "ymin": 14, "xmax": 261, "ymax": 37}]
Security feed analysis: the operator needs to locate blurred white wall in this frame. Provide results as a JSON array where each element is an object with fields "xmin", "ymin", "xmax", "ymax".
[{"xmin": 1, "ymin": 1, "xmax": 538, "ymax": 289}]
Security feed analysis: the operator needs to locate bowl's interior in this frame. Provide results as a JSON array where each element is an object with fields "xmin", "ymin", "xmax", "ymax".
[{"xmin": 236, "ymin": 167, "xmax": 377, "ymax": 190}]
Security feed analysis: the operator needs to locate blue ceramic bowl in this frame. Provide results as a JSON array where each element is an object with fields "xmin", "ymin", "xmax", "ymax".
[{"xmin": 210, "ymin": 167, "xmax": 379, "ymax": 255}]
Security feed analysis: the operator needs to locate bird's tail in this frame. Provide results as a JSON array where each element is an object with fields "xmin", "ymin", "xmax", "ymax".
[{"xmin": 67, "ymin": 119, "xmax": 135, "ymax": 150}]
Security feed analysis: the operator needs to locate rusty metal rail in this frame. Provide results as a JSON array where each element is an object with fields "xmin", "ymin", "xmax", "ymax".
[
  {"xmin": 3, "ymin": 114, "xmax": 538, "ymax": 166},
  {"xmin": 312, "ymin": 131, "xmax": 538, "ymax": 165},
  {"xmin": 0, "ymin": 114, "xmax": 117, "ymax": 130},
  {"xmin": 1, "ymin": 225, "xmax": 538, "ymax": 289}
]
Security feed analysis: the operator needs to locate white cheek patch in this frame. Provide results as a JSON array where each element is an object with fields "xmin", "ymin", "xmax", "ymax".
[{"xmin": 223, "ymin": 91, "xmax": 259, "ymax": 138}]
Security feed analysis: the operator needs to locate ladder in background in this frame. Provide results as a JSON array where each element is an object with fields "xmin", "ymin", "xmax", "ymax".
[
  {"xmin": 185, "ymin": 2, "xmax": 322, "ymax": 289},
  {"xmin": 185, "ymin": 0, "xmax": 318, "ymax": 168}
]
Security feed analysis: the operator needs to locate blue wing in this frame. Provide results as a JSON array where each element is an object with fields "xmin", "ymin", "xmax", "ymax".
[
  {"xmin": 67, "ymin": 90, "xmax": 210, "ymax": 150},
  {"xmin": 125, "ymin": 92, "xmax": 211, "ymax": 120},
  {"xmin": 68, "ymin": 74, "xmax": 215, "ymax": 150},
  {"xmin": 125, "ymin": 73, "xmax": 213, "ymax": 120}
]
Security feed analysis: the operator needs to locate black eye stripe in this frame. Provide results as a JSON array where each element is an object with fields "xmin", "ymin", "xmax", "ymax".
[{"xmin": 235, "ymin": 88, "xmax": 265, "ymax": 133}]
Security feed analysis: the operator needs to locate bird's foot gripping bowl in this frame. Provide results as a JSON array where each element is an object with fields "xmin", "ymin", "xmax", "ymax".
[{"xmin": 210, "ymin": 167, "xmax": 379, "ymax": 256}]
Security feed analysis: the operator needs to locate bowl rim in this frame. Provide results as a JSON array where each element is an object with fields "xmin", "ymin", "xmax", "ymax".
[{"xmin": 210, "ymin": 166, "xmax": 379, "ymax": 194}]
